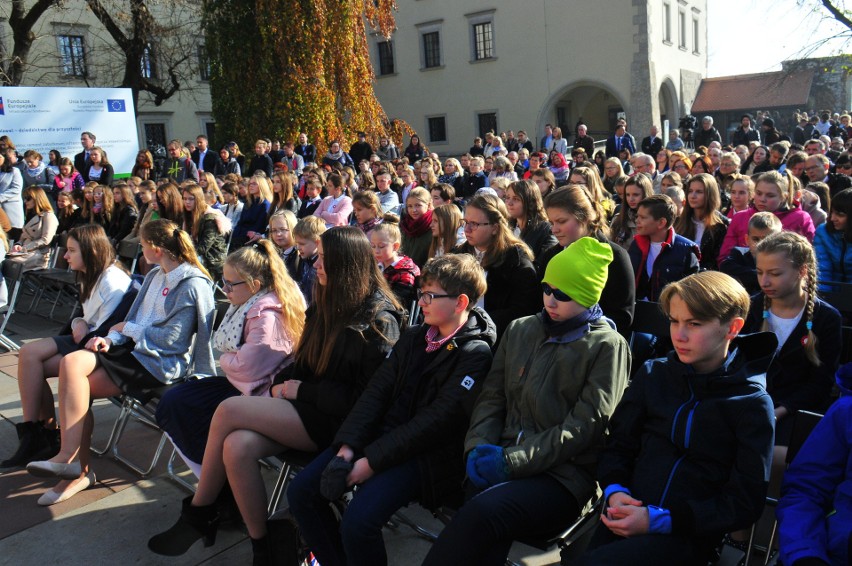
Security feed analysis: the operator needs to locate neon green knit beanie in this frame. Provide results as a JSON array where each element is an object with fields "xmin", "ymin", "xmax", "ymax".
[{"xmin": 542, "ymin": 237, "xmax": 613, "ymax": 308}]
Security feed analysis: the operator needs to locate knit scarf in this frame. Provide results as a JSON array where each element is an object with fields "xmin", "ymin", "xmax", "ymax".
[
  {"xmin": 358, "ymin": 217, "xmax": 382, "ymax": 234},
  {"xmin": 541, "ymin": 303, "xmax": 603, "ymax": 341},
  {"xmin": 213, "ymin": 289, "xmax": 267, "ymax": 353},
  {"xmin": 401, "ymin": 209, "xmax": 433, "ymax": 238},
  {"xmin": 325, "ymin": 149, "xmax": 345, "ymax": 162},
  {"xmin": 438, "ymin": 172, "xmax": 459, "ymax": 185}
]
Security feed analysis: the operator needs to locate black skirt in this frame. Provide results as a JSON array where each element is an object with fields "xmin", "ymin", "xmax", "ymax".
[
  {"xmin": 155, "ymin": 376, "xmax": 242, "ymax": 463},
  {"xmin": 53, "ymin": 335, "xmax": 82, "ymax": 357},
  {"xmin": 97, "ymin": 341, "xmax": 161, "ymax": 398}
]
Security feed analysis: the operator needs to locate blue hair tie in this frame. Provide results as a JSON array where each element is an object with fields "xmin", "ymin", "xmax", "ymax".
[
  {"xmin": 806, "ymin": 320, "xmax": 813, "ymax": 330},
  {"xmin": 762, "ymin": 310, "xmax": 770, "ymax": 320}
]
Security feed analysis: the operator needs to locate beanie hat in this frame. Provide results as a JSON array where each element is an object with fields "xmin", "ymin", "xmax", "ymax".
[
  {"xmin": 763, "ymin": 118, "xmax": 775, "ymax": 128},
  {"xmin": 542, "ymin": 237, "xmax": 613, "ymax": 308}
]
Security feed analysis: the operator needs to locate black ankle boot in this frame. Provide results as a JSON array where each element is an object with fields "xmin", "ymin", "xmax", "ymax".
[
  {"xmin": 251, "ymin": 535, "xmax": 271, "ymax": 566},
  {"xmin": 0, "ymin": 421, "xmax": 50, "ymax": 468},
  {"xmin": 148, "ymin": 496, "xmax": 219, "ymax": 556},
  {"xmin": 266, "ymin": 517, "xmax": 302, "ymax": 566}
]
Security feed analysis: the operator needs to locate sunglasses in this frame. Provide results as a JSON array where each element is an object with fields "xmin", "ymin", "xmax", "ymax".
[{"xmin": 541, "ymin": 283, "xmax": 572, "ymax": 302}]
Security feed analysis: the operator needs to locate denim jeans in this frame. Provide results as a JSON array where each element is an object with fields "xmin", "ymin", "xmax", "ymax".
[{"xmin": 287, "ymin": 446, "xmax": 422, "ymax": 566}]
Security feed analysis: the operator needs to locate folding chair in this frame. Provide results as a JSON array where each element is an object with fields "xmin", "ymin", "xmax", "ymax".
[
  {"xmin": 742, "ymin": 410, "xmax": 824, "ymax": 565},
  {"xmin": 0, "ymin": 260, "xmax": 28, "ymax": 351},
  {"xmin": 117, "ymin": 240, "xmax": 142, "ymax": 274},
  {"xmin": 267, "ymin": 450, "xmax": 320, "ymax": 516},
  {"xmin": 819, "ymin": 280, "xmax": 852, "ymax": 364},
  {"xmin": 629, "ymin": 300, "xmax": 671, "ymax": 345}
]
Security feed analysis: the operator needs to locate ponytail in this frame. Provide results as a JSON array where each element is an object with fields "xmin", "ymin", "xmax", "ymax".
[
  {"xmin": 226, "ymin": 239, "xmax": 306, "ymax": 345},
  {"xmin": 140, "ymin": 219, "xmax": 212, "ymax": 280}
]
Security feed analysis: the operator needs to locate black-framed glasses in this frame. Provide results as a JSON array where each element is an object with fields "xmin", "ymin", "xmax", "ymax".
[
  {"xmin": 220, "ymin": 278, "xmax": 247, "ymax": 293},
  {"xmin": 541, "ymin": 283, "xmax": 572, "ymax": 303},
  {"xmin": 416, "ymin": 289, "xmax": 459, "ymax": 305},
  {"xmin": 462, "ymin": 219, "xmax": 491, "ymax": 230}
]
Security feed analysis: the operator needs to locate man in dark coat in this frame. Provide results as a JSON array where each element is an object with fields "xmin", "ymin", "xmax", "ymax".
[
  {"xmin": 641, "ymin": 125, "xmax": 663, "ymax": 156},
  {"xmin": 191, "ymin": 135, "xmax": 217, "ymax": 173},
  {"xmin": 74, "ymin": 131, "xmax": 96, "ymax": 180}
]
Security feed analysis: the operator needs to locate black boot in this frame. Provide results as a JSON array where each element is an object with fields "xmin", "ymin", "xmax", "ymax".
[
  {"xmin": 266, "ymin": 517, "xmax": 302, "ymax": 566},
  {"xmin": 0, "ymin": 421, "xmax": 51, "ymax": 468},
  {"xmin": 147, "ymin": 496, "xmax": 219, "ymax": 556}
]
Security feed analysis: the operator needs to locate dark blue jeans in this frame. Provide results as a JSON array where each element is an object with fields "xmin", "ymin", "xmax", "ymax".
[
  {"xmin": 287, "ymin": 446, "xmax": 422, "ymax": 566},
  {"xmin": 422, "ymin": 474, "xmax": 581, "ymax": 566}
]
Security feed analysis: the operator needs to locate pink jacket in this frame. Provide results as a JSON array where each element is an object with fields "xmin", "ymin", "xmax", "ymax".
[
  {"xmin": 719, "ymin": 205, "xmax": 816, "ymax": 261},
  {"xmin": 313, "ymin": 195, "xmax": 353, "ymax": 227},
  {"xmin": 219, "ymin": 292, "xmax": 296, "ymax": 397}
]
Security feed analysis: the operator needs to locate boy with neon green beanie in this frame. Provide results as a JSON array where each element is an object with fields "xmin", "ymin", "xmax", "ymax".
[{"xmin": 424, "ymin": 236, "xmax": 631, "ymax": 564}]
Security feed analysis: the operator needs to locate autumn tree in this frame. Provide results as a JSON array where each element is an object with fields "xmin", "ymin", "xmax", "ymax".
[{"xmin": 203, "ymin": 0, "xmax": 414, "ymax": 153}]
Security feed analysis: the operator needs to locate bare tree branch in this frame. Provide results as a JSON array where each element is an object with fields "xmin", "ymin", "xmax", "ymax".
[
  {"xmin": 2, "ymin": 0, "xmax": 61, "ymax": 85},
  {"xmin": 821, "ymin": 0, "xmax": 852, "ymax": 30}
]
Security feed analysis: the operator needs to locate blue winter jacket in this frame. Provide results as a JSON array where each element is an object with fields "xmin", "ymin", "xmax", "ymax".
[
  {"xmin": 627, "ymin": 227, "xmax": 700, "ymax": 302},
  {"xmin": 814, "ymin": 223, "xmax": 852, "ymax": 289},
  {"xmin": 777, "ymin": 365, "xmax": 852, "ymax": 566}
]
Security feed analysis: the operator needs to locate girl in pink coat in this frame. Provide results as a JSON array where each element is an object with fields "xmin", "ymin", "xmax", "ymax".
[
  {"xmin": 719, "ymin": 171, "xmax": 815, "ymax": 262},
  {"xmin": 155, "ymin": 239, "xmax": 307, "ymax": 476}
]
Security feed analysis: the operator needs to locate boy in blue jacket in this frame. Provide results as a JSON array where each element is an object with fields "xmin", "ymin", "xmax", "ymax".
[{"xmin": 576, "ymin": 272, "xmax": 776, "ymax": 566}]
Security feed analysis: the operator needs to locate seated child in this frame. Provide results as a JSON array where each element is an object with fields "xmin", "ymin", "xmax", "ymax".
[
  {"xmin": 268, "ymin": 209, "xmax": 300, "ymax": 280},
  {"xmin": 777, "ymin": 363, "xmax": 852, "ymax": 566},
  {"xmin": 424, "ymin": 237, "xmax": 631, "ymax": 566},
  {"xmin": 627, "ymin": 194, "xmax": 700, "ymax": 302},
  {"xmin": 292, "ymin": 216, "xmax": 326, "ymax": 305},
  {"xmin": 720, "ymin": 211, "xmax": 782, "ymax": 295},
  {"xmin": 577, "ymin": 271, "xmax": 776, "ymax": 566},
  {"xmin": 288, "ymin": 254, "xmax": 496, "ymax": 566},
  {"xmin": 371, "ymin": 217, "xmax": 420, "ymax": 306}
]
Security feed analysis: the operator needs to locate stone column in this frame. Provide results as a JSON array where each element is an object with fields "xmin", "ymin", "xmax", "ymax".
[{"xmin": 629, "ymin": 0, "xmax": 660, "ymax": 141}]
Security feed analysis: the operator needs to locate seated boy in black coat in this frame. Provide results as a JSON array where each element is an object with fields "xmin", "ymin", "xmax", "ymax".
[
  {"xmin": 287, "ymin": 254, "xmax": 496, "ymax": 566},
  {"xmin": 720, "ymin": 211, "xmax": 781, "ymax": 295}
]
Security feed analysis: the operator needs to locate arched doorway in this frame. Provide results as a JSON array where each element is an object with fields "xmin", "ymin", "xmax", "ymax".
[
  {"xmin": 658, "ymin": 79, "xmax": 679, "ymax": 136},
  {"xmin": 538, "ymin": 81, "xmax": 628, "ymax": 143}
]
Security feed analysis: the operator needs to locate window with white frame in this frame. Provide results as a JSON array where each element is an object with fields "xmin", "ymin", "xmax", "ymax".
[
  {"xmin": 467, "ymin": 10, "xmax": 496, "ymax": 62},
  {"xmin": 678, "ymin": 10, "xmax": 687, "ymax": 49},
  {"xmin": 663, "ymin": 3, "xmax": 672, "ymax": 44},
  {"xmin": 477, "ymin": 112, "xmax": 497, "ymax": 139},
  {"xmin": 692, "ymin": 17, "xmax": 700, "ymax": 54},
  {"xmin": 416, "ymin": 20, "xmax": 443, "ymax": 70},
  {"xmin": 197, "ymin": 46, "xmax": 211, "ymax": 81}
]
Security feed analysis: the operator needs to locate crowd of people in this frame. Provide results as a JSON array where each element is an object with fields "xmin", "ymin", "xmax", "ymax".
[{"xmin": 0, "ymin": 112, "xmax": 850, "ymax": 565}]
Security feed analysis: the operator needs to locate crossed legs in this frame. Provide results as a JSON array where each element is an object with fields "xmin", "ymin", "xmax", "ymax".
[{"xmin": 190, "ymin": 396, "xmax": 318, "ymax": 539}]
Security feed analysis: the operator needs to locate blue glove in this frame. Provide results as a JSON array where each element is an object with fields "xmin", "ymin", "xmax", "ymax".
[
  {"xmin": 466, "ymin": 447, "xmax": 488, "ymax": 488},
  {"xmin": 472, "ymin": 444, "xmax": 509, "ymax": 487}
]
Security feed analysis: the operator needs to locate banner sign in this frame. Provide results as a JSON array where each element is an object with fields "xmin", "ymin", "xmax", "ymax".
[{"xmin": 0, "ymin": 86, "xmax": 138, "ymax": 177}]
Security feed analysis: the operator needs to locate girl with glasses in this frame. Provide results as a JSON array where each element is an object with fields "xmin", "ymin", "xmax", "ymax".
[
  {"xmin": 452, "ymin": 193, "xmax": 539, "ymax": 340},
  {"xmin": 267, "ymin": 209, "xmax": 300, "ymax": 279}
]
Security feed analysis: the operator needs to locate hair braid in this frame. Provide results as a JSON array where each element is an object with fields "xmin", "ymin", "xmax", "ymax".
[{"xmin": 803, "ymin": 263, "xmax": 821, "ymax": 366}]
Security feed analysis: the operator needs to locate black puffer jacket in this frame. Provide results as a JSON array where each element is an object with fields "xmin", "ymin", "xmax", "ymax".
[
  {"xmin": 598, "ymin": 333, "xmax": 777, "ymax": 544},
  {"xmin": 333, "ymin": 308, "xmax": 497, "ymax": 509}
]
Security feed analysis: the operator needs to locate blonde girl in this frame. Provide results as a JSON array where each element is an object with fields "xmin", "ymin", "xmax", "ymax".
[
  {"xmin": 9, "ymin": 187, "xmax": 58, "ymax": 271},
  {"xmin": 270, "ymin": 171, "xmax": 300, "ymax": 218},
  {"xmin": 232, "ymin": 174, "xmax": 272, "ymax": 248},
  {"xmin": 727, "ymin": 174, "xmax": 754, "ymax": 218},
  {"xmin": 156, "ymin": 238, "xmax": 306, "ymax": 476},
  {"xmin": 90, "ymin": 184, "xmax": 114, "ymax": 228},
  {"xmin": 371, "ymin": 217, "xmax": 420, "ymax": 305},
  {"xmin": 720, "ymin": 170, "xmax": 816, "ymax": 261},
  {"xmin": 268, "ymin": 209, "xmax": 300, "ymax": 279},
  {"xmin": 400, "ymin": 187, "xmax": 434, "ymax": 268},
  {"xmin": 429, "ymin": 203, "xmax": 464, "ymax": 259},
  {"xmin": 27, "ymin": 220, "xmax": 215, "ymax": 504},
  {"xmin": 182, "ymin": 183, "xmax": 230, "ymax": 279},
  {"xmin": 748, "ymin": 231, "xmax": 841, "ymax": 449},
  {"xmin": 199, "ymin": 172, "xmax": 222, "ymax": 207}
]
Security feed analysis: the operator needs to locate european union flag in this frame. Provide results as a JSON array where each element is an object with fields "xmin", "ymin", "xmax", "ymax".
[
  {"xmin": 106, "ymin": 99, "xmax": 126, "ymax": 112},
  {"xmin": 0, "ymin": 97, "xmax": 5, "ymax": 116}
]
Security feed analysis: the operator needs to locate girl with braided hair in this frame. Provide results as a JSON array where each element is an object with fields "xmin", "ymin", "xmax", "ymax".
[{"xmin": 745, "ymin": 231, "xmax": 842, "ymax": 450}]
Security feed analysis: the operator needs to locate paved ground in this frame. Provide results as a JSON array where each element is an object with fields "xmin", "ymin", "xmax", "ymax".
[{"xmin": 0, "ymin": 287, "xmax": 766, "ymax": 565}]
